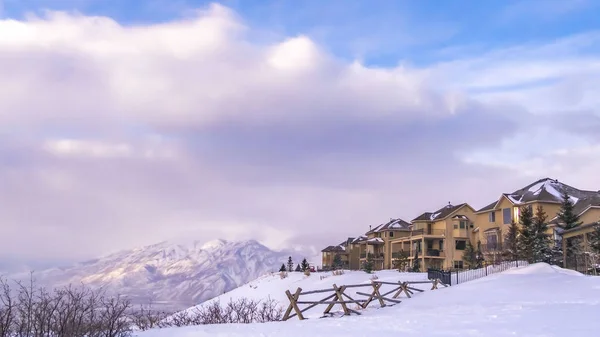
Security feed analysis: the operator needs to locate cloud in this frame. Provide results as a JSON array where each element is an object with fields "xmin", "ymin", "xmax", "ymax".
[{"xmin": 0, "ymin": 3, "xmax": 597, "ymax": 270}]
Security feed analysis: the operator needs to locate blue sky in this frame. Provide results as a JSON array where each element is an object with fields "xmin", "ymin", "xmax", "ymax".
[
  {"xmin": 0, "ymin": 0, "xmax": 600, "ymax": 270},
  {"xmin": 3, "ymin": 0, "xmax": 600, "ymax": 66}
]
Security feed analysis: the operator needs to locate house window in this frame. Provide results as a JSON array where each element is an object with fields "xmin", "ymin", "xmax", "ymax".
[
  {"xmin": 455, "ymin": 240, "xmax": 466, "ymax": 250},
  {"xmin": 453, "ymin": 224, "xmax": 458, "ymax": 229},
  {"xmin": 489, "ymin": 212, "xmax": 496, "ymax": 222},
  {"xmin": 486, "ymin": 233, "xmax": 498, "ymax": 250},
  {"xmin": 389, "ymin": 231, "xmax": 394, "ymax": 237},
  {"xmin": 502, "ymin": 208, "xmax": 511, "ymax": 224},
  {"xmin": 453, "ymin": 261, "xmax": 464, "ymax": 269},
  {"xmin": 427, "ymin": 241, "xmax": 433, "ymax": 250},
  {"xmin": 459, "ymin": 221, "xmax": 466, "ymax": 229},
  {"xmin": 439, "ymin": 240, "xmax": 444, "ymax": 251}
]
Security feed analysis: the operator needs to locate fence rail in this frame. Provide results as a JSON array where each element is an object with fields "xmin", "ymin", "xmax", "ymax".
[
  {"xmin": 427, "ymin": 260, "xmax": 529, "ymax": 286},
  {"xmin": 282, "ymin": 279, "xmax": 447, "ymax": 321}
]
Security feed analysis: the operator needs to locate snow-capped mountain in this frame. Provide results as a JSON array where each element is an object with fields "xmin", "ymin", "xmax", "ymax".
[{"xmin": 9, "ymin": 239, "xmax": 306, "ymax": 311}]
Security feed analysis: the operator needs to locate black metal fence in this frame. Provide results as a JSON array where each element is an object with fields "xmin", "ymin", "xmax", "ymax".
[{"xmin": 427, "ymin": 260, "xmax": 529, "ymax": 286}]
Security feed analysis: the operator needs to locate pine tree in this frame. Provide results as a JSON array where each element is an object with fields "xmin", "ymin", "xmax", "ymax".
[
  {"xmin": 503, "ymin": 220, "xmax": 519, "ymax": 261},
  {"xmin": 287, "ymin": 256, "xmax": 293, "ymax": 272},
  {"xmin": 279, "ymin": 263, "xmax": 286, "ymax": 272},
  {"xmin": 557, "ymin": 191, "xmax": 584, "ymax": 264},
  {"xmin": 557, "ymin": 191, "xmax": 583, "ymax": 230},
  {"xmin": 475, "ymin": 241, "xmax": 485, "ymax": 268},
  {"xmin": 393, "ymin": 250, "xmax": 409, "ymax": 272},
  {"xmin": 333, "ymin": 254, "xmax": 343, "ymax": 269},
  {"xmin": 412, "ymin": 250, "xmax": 420, "ymax": 272},
  {"xmin": 295, "ymin": 263, "xmax": 301, "ymax": 272},
  {"xmin": 363, "ymin": 253, "xmax": 374, "ymax": 274},
  {"xmin": 532, "ymin": 205, "xmax": 552, "ymax": 263},
  {"xmin": 301, "ymin": 258, "xmax": 309, "ymax": 271},
  {"xmin": 517, "ymin": 205, "xmax": 535, "ymax": 263},
  {"xmin": 590, "ymin": 223, "xmax": 600, "ymax": 254},
  {"xmin": 462, "ymin": 241, "xmax": 476, "ymax": 268}
]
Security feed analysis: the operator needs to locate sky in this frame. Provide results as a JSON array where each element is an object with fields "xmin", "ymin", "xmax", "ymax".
[{"xmin": 1, "ymin": 0, "xmax": 600, "ymax": 272}]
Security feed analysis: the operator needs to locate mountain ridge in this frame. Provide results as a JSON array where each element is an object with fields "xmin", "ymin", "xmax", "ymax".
[{"xmin": 7, "ymin": 239, "xmax": 313, "ymax": 311}]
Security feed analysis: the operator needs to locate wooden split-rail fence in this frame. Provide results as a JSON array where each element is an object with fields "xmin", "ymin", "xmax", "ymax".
[{"xmin": 282, "ymin": 278, "xmax": 447, "ymax": 321}]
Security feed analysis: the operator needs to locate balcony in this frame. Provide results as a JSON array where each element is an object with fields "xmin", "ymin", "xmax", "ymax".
[
  {"xmin": 425, "ymin": 249, "xmax": 445, "ymax": 257},
  {"xmin": 391, "ymin": 251, "xmax": 410, "ymax": 259},
  {"xmin": 411, "ymin": 229, "xmax": 446, "ymax": 236},
  {"xmin": 360, "ymin": 252, "xmax": 385, "ymax": 259}
]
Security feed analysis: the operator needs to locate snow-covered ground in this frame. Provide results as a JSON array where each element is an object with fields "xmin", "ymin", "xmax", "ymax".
[
  {"xmin": 176, "ymin": 269, "xmax": 430, "ymax": 319},
  {"xmin": 138, "ymin": 263, "xmax": 600, "ymax": 337}
]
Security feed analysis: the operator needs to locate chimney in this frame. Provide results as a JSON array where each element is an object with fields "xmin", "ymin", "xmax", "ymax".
[{"xmin": 369, "ymin": 225, "xmax": 372, "ymax": 230}]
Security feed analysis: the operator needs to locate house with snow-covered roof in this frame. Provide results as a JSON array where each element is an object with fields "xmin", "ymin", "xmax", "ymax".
[
  {"xmin": 474, "ymin": 177, "xmax": 600, "ymax": 261},
  {"xmin": 321, "ymin": 238, "xmax": 354, "ymax": 270},
  {"xmin": 353, "ymin": 218, "xmax": 412, "ymax": 271},
  {"xmin": 388, "ymin": 202, "xmax": 478, "ymax": 271}
]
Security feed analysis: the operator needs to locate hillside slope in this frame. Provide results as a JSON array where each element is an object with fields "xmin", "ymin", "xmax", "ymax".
[{"xmin": 139, "ymin": 263, "xmax": 600, "ymax": 337}]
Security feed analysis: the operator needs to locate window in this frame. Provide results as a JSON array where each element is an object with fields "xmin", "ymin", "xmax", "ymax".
[
  {"xmin": 439, "ymin": 240, "xmax": 444, "ymax": 251},
  {"xmin": 459, "ymin": 221, "xmax": 466, "ymax": 229},
  {"xmin": 453, "ymin": 224, "xmax": 458, "ymax": 229},
  {"xmin": 389, "ymin": 231, "xmax": 394, "ymax": 238},
  {"xmin": 427, "ymin": 241, "xmax": 433, "ymax": 250},
  {"xmin": 489, "ymin": 211, "xmax": 496, "ymax": 222},
  {"xmin": 453, "ymin": 261, "xmax": 464, "ymax": 269},
  {"xmin": 455, "ymin": 240, "xmax": 466, "ymax": 250},
  {"xmin": 486, "ymin": 233, "xmax": 498, "ymax": 250},
  {"xmin": 502, "ymin": 208, "xmax": 511, "ymax": 224}
]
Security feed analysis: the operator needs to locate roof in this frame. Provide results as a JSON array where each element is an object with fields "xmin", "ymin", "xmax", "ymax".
[
  {"xmin": 351, "ymin": 235, "xmax": 367, "ymax": 244},
  {"xmin": 562, "ymin": 221, "xmax": 600, "ymax": 235},
  {"xmin": 477, "ymin": 178, "xmax": 600, "ymax": 212},
  {"xmin": 412, "ymin": 203, "xmax": 469, "ymax": 222},
  {"xmin": 321, "ymin": 245, "xmax": 346, "ymax": 253},
  {"xmin": 365, "ymin": 218, "xmax": 411, "ymax": 234},
  {"xmin": 550, "ymin": 195, "xmax": 600, "ymax": 224}
]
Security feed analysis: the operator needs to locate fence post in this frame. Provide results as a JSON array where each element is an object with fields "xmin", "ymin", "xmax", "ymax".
[{"xmin": 455, "ymin": 270, "xmax": 459, "ymax": 285}]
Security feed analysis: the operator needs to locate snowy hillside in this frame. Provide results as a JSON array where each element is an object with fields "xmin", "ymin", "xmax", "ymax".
[
  {"xmin": 10, "ymin": 239, "xmax": 306, "ymax": 311},
  {"xmin": 177, "ymin": 270, "xmax": 430, "ymax": 319},
  {"xmin": 138, "ymin": 263, "xmax": 600, "ymax": 337}
]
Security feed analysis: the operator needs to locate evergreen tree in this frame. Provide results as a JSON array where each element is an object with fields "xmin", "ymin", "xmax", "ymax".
[
  {"xmin": 333, "ymin": 254, "xmax": 343, "ymax": 269},
  {"xmin": 462, "ymin": 241, "xmax": 477, "ymax": 269},
  {"xmin": 532, "ymin": 205, "xmax": 552, "ymax": 263},
  {"xmin": 363, "ymin": 253, "xmax": 374, "ymax": 274},
  {"xmin": 517, "ymin": 205, "xmax": 535, "ymax": 263},
  {"xmin": 503, "ymin": 220, "xmax": 519, "ymax": 261},
  {"xmin": 475, "ymin": 241, "xmax": 485, "ymax": 268},
  {"xmin": 393, "ymin": 250, "xmax": 409, "ymax": 272},
  {"xmin": 279, "ymin": 263, "xmax": 286, "ymax": 272},
  {"xmin": 557, "ymin": 191, "xmax": 583, "ymax": 230},
  {"xmin": 301, "ymin": 258, "xmax": 309, "ymax": 271},
  {"xmin": 557, "ymin": 191, "xmax": 584, "ymax": 263},
  {"xmin": 412, "ymin": 250, "xmax": 420, "ymax": 272},
  {"xmin": 590, "ymin": 223, "xmax": 600, "ymax": 254},
  {"xmin": 287, "ymin": 256, "xmax": 293, "ymax": 272},
  {"xmin": 295, "ymin": 263, "xmax": 301, "ymax": 272}
]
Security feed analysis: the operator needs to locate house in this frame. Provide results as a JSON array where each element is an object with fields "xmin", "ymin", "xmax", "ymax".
[
  {"xmin": 388, "ymin": 203, "xmax": 478, "ymax": 271},
  {"xmin": 321, "ymin": 238, "xmax": 354, "ymax": 270},
  {"xmin": 561, "ymin": 221, "xmax": 600, "ymax": 272},
  {"xmin": 474, "ymin": 178, "xmax": 600, "ymax": 260},
  {"xmin": 355, "ymin": 218, "xmax": 412, "ymax": 271}
]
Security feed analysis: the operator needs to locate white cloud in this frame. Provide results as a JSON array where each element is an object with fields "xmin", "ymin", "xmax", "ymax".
[{"xmin": 0, "ymin": 3, "xmax": 598, "ymax": 269}]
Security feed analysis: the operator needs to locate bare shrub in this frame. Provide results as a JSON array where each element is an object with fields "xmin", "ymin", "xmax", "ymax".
[
  {"xmin": 146, "ymin": 297, "xmax": 283, "ymax": 330},
  {"xmin": 303, "ymin": 269, "xmax": 311, "ymax": 277},
  {"xmin": 279, "ymin": 271, "xmax": 288, "ymax": 279},
  {"xmin": 0, "ymin": 274, "xmax": 132, "ymax": 337}
]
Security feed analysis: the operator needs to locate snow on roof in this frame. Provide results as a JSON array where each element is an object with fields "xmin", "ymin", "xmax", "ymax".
[
  {"xmin": 366, "ymin": 237, "xmax": 384, "ymax": 244},
  {"xmin": 429, "ymin": 212, "xmax": 441, "ymax": 220},
  {"xmin": 478, "ymin": 178, "xmax": 600, "ymax": 212}
]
